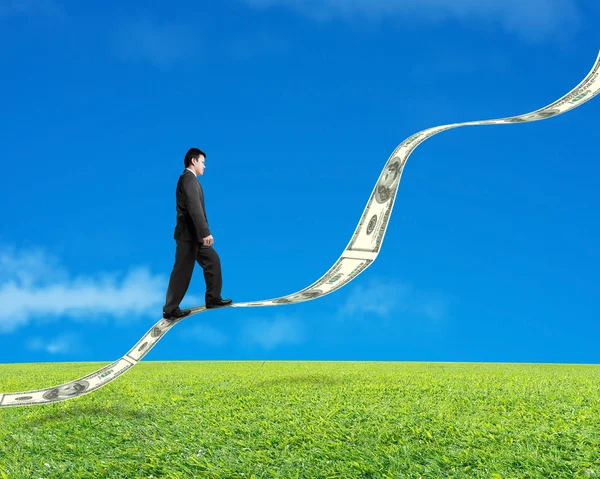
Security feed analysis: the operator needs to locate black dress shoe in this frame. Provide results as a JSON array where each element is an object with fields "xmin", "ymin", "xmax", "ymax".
[
  {"xmin": 163, "ymin": 308, "xmax": 191, "ymax": 320},
  {"xmin": 206, "ymin": 298, "xmax": 233, "ymax": 309}
]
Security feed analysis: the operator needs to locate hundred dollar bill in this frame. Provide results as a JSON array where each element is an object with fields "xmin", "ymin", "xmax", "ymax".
[{"xmin": 1, "ymin": 52, "xmax": 598, "ymax": 407}]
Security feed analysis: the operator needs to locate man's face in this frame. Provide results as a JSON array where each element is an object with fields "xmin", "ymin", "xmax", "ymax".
[{"xmin": 195, "ymin": 155, "xmax": 206, "ymax": 175}]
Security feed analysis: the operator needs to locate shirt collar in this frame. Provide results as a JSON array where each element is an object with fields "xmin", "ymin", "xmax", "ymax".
[{"xmin": 185, "ymin": 168, "xmax": 196, "ymax": 177}]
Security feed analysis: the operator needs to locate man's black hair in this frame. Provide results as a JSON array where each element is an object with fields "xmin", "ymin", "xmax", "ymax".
[{"xmin": 184, "ymin": 148, "xmax": 206, "ymax": 168}]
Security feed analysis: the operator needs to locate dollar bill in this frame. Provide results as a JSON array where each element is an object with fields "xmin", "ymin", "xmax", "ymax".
[
  {"xmin": 2, "ymin": 52, "xmax": 599, "ymax": 407},
  {"xmin": 0, "ymin": 358, "xmax": 134, "ymax": 407}
]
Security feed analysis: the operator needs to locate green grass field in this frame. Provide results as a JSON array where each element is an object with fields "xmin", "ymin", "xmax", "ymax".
[{"xmin": 1, "ymin": 361, "xmax": 599, "ymax": 478}]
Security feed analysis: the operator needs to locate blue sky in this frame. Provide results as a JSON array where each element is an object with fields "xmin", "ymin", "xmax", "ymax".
[{"xmin": 1, "ymin": 0, "xmax": 599, "ymax": 366}]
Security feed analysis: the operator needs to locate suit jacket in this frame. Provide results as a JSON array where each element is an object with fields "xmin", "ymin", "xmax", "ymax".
[{"xmin": 173, "ymin": 169, "xmax": 210, "ymax": 242}]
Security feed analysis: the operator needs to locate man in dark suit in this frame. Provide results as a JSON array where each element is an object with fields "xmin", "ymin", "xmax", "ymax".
[{"xmin": 163, "ymin": 148, "xmax": 232, "ymax": 320}]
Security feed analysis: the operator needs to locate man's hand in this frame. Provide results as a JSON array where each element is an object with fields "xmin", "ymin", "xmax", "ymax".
[{"xmin": 202, "ymin": 234, "xmax": 214, "ymax": 246}]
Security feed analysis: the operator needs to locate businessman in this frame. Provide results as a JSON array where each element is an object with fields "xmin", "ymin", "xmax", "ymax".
[{"xmin": 163, "ymin": 148, "xmax": 232, "ymax": 320}]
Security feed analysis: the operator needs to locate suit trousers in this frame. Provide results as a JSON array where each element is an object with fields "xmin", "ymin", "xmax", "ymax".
[{"xmin": 163, "ymin": 240, "xmax": 223, "ymax": 314}]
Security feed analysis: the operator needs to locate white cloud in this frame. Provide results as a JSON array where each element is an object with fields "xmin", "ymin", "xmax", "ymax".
[
  {"xmin": 336, "ymin": 277, "xmax": 452, "ymax": 323},
  {"xmin": 0, "ymin": 245, "xmax": 199, "ymax": 334},
  {"xmin": 114, "ymin": 17, "xmax": 196, "ymax": 68},
  {"xmin": 243, "ymin": 0, "xmax": 581, "ymax": 41},
  {"xmin": 26, "ymin": 332, "xmax": 82, "ymax": 355},
  {"xmin": 241, "ymin": 314, "xmax": 307, "ymax": 350},
  {"xmin": 0, "ymin": 245, "xmax": 69, "ymax": 288},
  {"xmin": 178, "ymin": 314, "xmax": 307, "ymax": 350}
]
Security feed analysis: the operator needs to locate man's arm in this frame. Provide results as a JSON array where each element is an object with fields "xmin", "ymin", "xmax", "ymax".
[{"xmin": 182, "ymin": 176, "xmax": 211, "ymax": 240}]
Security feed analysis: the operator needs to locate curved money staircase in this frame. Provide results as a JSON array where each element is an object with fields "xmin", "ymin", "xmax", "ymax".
[{"xmin": 2, "ymin": 51, "xmax": 599, "ymax": 407}]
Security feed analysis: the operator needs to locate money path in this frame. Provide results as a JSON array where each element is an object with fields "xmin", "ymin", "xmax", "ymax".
[{"xmin": 2, "ymin": 52, "xmax": 599, "ymax": 407}]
